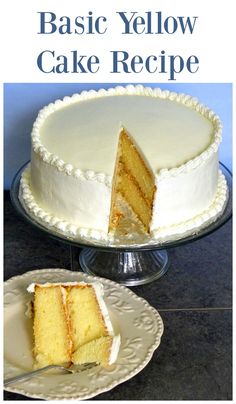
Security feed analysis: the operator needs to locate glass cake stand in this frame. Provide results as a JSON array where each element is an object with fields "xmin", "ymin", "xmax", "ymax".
[{"xmin": 10, "ymin": 163, "xmax": 232, "ymax": 286}]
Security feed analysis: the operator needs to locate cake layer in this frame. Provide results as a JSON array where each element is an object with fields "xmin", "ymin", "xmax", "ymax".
[
  {"xmin": 22, "ymin": 85, "xmax": 224, "ymax": 241},
  {"xmin": 33, "ymin": 285, "xmax": 71, "ymax": 367},
  {"xmin": 67, "ymin": 285, "xmax": 109, "ymax": 348}
]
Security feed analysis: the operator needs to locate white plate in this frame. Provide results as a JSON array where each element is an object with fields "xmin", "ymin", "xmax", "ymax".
[{"xmin": 4, "ymin": 268, "xmax": 164, "ymax": 400}]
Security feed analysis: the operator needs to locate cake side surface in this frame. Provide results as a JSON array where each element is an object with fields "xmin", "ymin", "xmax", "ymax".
[
  {"xmin": 21, "ymin": 167, "xmax": 228, "ymax": 243},
  {"xmin": 151, "ymin": 151, "xmax": 219, "ymax": 229},
  {"xmin": 30, "ymin": 152, "xmax": 112, "ymax": 233}
]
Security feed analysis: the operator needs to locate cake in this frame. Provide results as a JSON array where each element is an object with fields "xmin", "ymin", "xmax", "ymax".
[
  {"xmin": 20, "ymin": 85, "xmax": 228, "ymax": 242},
  {"xmin": 27, "ymin": 282, "xmax": 120, "ymax": 368}
]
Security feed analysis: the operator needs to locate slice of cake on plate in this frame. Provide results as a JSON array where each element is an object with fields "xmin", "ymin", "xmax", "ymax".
[{"xmin": 27, "ymin": 282, "xmax": 120, "ymax": 368}]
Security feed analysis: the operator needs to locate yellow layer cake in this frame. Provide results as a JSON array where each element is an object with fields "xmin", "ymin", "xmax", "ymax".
[{"xmin": 27, "ymin": 282, "xmax": 120, "ymax": 368}]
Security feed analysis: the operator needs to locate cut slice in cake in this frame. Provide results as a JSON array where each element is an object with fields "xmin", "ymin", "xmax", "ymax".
[
  {"xmin": 27, "ymin": 282, "xmax": 120, "ymax": 368},
  {"xmin": 109, "ymin": 127, "xmax": 156, "ymax": 234}
]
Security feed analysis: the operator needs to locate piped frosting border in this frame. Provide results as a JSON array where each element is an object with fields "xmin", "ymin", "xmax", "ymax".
[
  {"xmin": 31, "ymin": 85, "xmax": 222, "ymax": 182},
  {"xmin": 20, "ymin": 165, "xmax": 228, "ymax": 246}
]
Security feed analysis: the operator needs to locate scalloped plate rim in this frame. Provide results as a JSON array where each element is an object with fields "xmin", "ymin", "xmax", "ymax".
[{"xmin": 4, "ymin": 268, "xmax": 164, "ymax": 400}]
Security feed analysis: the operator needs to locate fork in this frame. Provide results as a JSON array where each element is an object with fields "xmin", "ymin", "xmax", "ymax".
[{"xmin": 4, "ymin": 362, "xmax": 99, "ymax": 386}]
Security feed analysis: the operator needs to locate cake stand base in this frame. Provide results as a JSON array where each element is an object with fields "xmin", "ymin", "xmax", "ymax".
[{"xmin": 78, "ymin": 248, "xmax": 169, "ymax": 286}]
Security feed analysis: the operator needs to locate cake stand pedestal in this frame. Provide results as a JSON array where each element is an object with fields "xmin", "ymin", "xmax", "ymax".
[
  {"xmin": 77, "ymin": 249, "xmax": 169, "ymax": 286},
  {"xmin": 10, "ymin": 163, "xmax": 232, "ymax": 286}
]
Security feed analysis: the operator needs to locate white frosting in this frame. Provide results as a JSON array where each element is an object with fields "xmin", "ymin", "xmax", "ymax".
[
  {"xmin": 151, "ymin": 151, "xmax": 219, "ymax": 228},
  {"xmin": 20, "ymin": 167, "xmax": 228, "ymax": 245},
  {"xmin": 27, "ymin": 281, "xmax": 121, "ymax": 364},
  {"xmin": 92, "ymin": 283, "xmax": 121, "ymax": 364},
  {"xmin": 109, "ymin": 334, "xmax": 121, "ymax": 365},
  {"xmin": 21, "ymin": 85, "xmax": 226, "ymax": 242},
  {"xmin": 91, "ymin": 282, "xmax": 115, "ymax": 337},
  {"xmin": 31, "ymin": 85, "xmax": 222, "ymax": 178},
  {"xmin": 27, "ymin": 281, "xmax": 89, "ymax": 293}
]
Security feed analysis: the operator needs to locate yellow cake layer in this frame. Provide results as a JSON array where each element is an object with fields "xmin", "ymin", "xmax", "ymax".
[
  {"xmin": 119, "ymin": 129, "xmax": 156, "ymax": 204},
  {"xmin": 116, "ymin": 167, "xmax": 153, "ymax": 232},
  {"xmin": 67, "ymin": 285, "xmax": 108, "ymax": 350},
  {"xmin": 33, "ymin": 286, "xmax": 71, "ymax": 367},
  {"xmin": 73, "ymin": 336, "xmax": 113, "ymax": 366}
]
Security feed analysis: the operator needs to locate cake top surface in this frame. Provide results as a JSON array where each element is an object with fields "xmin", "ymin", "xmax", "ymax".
[
  {"xmin": 27, "ymin": 281, "xmax": 103, "ymax": 293},
  {"xmin": 33, "ymin": 86, "xmax": 221, "ymax": 176}
]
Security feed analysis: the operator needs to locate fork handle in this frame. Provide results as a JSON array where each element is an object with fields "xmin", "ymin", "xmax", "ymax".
[{"xmin": 4, "ymin": 365, "xmax": 65, "ymax": 386}]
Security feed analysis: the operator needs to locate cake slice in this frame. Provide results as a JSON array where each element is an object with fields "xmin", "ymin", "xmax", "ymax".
[
  {"xmin": 27, "ymin": 282, "xmax": 120, "ymax": 368},
  {"xmin": 109, "ymin": 128, "xmax": 156, "ymax": 234}
]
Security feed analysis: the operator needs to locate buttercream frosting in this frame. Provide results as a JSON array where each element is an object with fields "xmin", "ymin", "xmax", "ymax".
[
  {"xmin": 20, "ymin": 85, "xmax": 227, "ymax": 244},
  {"xmin": 31, "ymin": 85, "xmax": 222, "ymax": 180}
]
